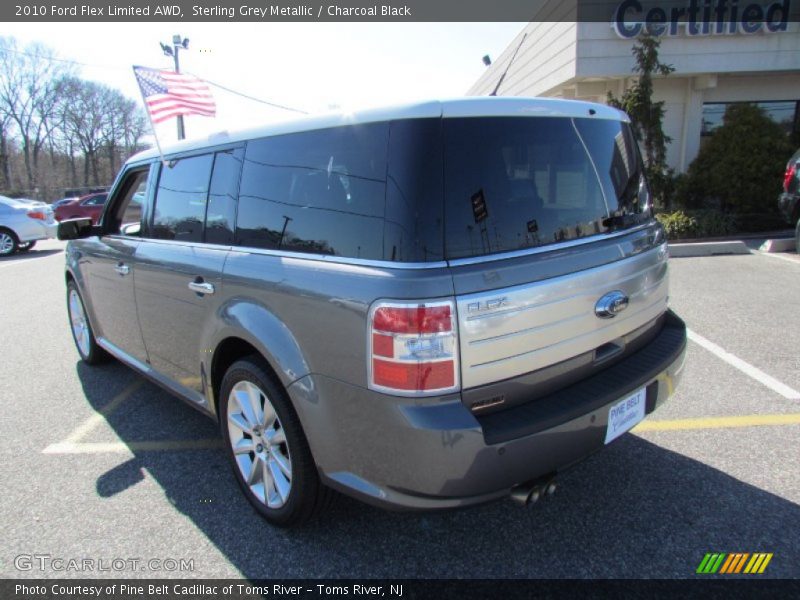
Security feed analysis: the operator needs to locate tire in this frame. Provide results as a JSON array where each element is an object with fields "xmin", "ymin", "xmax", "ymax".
[
  {"xmin": 219, "ymin": 356, "xmax": 331, "ymax": 527},
  {"xmin": 0, "ymin": 228, "xmax": 19, "ymax": 256},
  {"xmin": 18, "ymin": 241, "xmax": 36, "ymax": 252},
  {"xmin": 66, "ymin": 281, "xmax": 109, "ymax": 364}
]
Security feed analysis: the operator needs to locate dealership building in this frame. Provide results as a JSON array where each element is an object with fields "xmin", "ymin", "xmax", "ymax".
[{"xmin": 468, "ymin": 1, "xmax": 800, "ymax": 172}]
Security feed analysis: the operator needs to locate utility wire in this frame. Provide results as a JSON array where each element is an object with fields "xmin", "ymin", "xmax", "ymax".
[
  {"xmin": 0, "ymin": 46, "xmax": 117, "ymax": 69},
  {"xmin": 191, "ymin": 75, "xmax": 308, "ymax": 114},
  {"xmin": 0, "ymin": 47, "xmax": 310, "ymax": 115}
]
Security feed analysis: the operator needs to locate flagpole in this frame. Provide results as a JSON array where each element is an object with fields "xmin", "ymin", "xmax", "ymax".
[{"xmin": 132, "ymin": 66, "xmax": 167, "ymax": 165}]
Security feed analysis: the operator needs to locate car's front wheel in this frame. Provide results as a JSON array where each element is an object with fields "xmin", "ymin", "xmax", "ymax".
[
  {"xmin": 220, "ymin": 356, "xmax": 331, "ymax": 527},
  {"xmin": 0, "ymin": 228, "xmax": 18, "ymax": 256},
  {"xmin": 66, "ymin": 281, "xmax": 109, "ymax": 364}
]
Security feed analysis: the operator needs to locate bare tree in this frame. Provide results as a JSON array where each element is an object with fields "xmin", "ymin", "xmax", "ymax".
[
  {"xmin": 102, "ymin": 90, "xmax": 144, "ymax": 175},
  {"xmin": 58, "ymin": 77, "xmax": 107, "ymax": 185},
  {"xmin": 0, "ymin": 37, "xmax": 74, "ymax": 194},
  {"xmin": 0, "ymin": 110, "xmax": 12, "ymax": 188}
]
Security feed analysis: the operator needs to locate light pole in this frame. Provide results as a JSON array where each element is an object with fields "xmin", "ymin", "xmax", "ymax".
[{"xmin": 159, "ymin": 34, "xmax": 190, "ymax": 140}]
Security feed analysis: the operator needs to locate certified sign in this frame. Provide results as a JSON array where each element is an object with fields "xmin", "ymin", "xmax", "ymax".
[{"xmin": 612, "ymin": 0, "xmax": 792, "ymax": 38}]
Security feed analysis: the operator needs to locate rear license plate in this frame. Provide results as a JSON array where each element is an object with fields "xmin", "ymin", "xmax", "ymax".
[{"xmin": 604, "ymin": 387, "xmax": 646, "ymax": 444}]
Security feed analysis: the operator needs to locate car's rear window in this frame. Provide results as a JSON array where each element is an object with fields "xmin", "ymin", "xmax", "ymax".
[{"xmin": 443, "ymin": 116, "xmax": 650, "ymax": 260}]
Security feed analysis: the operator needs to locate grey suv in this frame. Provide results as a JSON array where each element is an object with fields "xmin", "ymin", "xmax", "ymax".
[{"xmin": 59, "ymin": 98, "xmax": 687, "ymax": 526}]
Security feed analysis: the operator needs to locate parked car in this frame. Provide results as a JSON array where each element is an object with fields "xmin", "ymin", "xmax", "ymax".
[
  {"xmin": 54, "ymin": 192, "xmax": 108, "ymax": 224},
  {"xmin": 52, "ymin": 196, "xmax": 80, "ymax": 209},
  {"xmin": 13, "ymin": 197, "xmax": 47, "ymax": 207},
  {"xmin": 0, "ymin": 195, "xmax": 57, "ymax": 255},
  {"xmin": 59, "ymin": 98, "xmax": 687, "ymax": 526},
  {"xmin": 778, "ymin": 148, "xmax": 800, "ymax": 253}
]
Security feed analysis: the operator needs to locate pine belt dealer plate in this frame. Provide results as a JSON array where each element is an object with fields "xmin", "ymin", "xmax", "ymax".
[{"xmin": 604, "ymin": 387, "xmax": 646, "ymax": 444}]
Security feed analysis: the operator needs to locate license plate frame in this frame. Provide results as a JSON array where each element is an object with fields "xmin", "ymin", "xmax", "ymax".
[{"xmin": 604, "ymin": 387, "xmax": 646, "ymax": 444}]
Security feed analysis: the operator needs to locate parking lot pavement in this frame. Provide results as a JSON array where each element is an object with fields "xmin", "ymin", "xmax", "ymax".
[{"xmin": 0, "ymin": 243, "xmax": 798, "ymax": 579}]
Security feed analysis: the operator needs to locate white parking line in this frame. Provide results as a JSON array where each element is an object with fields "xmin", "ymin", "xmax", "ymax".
[
  {"xmin": 687, "ymin": 329, "xmax": 800, "ymax": 400},
  {"xmin": 42, "ymin": 380, "xmax": 143, "ymax": 455},
  {"xmin": 0, "ymin": 252, "xmax": 63, "ymax": 269},
  {"xmin": 756, "ymin": 251, "xmax": 800, "ymax": 265}
]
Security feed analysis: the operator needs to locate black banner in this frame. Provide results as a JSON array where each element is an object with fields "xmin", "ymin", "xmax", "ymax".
[
  {"xmin": 2, "ymin": 0, "xmax": 800, "ymax": 23},
  {"xmin": 3, "ymin": 579, "xmax": 800, "ymax": 600}
]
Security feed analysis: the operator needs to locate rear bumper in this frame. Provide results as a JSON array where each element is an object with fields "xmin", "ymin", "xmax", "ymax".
[
  {"xmin": 289, "ymin": 310, "xmax": 687, "ymax": 510},
  {"xmin": 14, "ymin": 219, "xmax": 57, "ymax": 243}
]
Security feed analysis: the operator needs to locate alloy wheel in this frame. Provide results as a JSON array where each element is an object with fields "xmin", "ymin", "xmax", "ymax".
[
  {"xmin": 68, "ymin": 289, "xmax": 91, "ymax": 358},
  {"xmin": 0, "ymin": 232, "xmax": 15, "ymax": 255},
  {"xmin": 226, "ymin": 380, "xmax": 293, "ymax": 509}
]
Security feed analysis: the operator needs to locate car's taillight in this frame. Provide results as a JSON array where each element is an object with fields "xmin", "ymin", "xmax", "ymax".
[
  {"xmin": 784, "ymin": 163, "xmax": 797, "ymax": 192},
  {"xmin": 368, "ymin": 300, "xmax": 459, "ymax": 396},
  {"xmin": 27, "ymin": 210, "xmax": 46, "ymax": 220}
]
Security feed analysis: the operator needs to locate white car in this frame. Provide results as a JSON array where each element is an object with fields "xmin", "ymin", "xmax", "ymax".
[{"xmin": 0, "ymin": 196, "xmax": 58, "ymax": 255}]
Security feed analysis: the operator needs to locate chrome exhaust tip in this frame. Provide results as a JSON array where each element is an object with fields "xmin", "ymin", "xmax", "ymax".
[{"xmin": 510, "ymin": 477, "xmax": 556, "ymax": 507}]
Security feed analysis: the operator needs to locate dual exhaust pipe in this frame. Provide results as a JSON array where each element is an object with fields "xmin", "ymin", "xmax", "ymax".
[{"xmin": 510, "ymin": 476, "xmax": 557, "ymax": 507}]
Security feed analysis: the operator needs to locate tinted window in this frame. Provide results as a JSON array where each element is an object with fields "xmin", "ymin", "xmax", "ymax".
[
  {"xmin": 152, "ymin": 154, "xmax": 213, "ymax": 242},
  {"xmin": 236, "ymin": 123, "xmax": 388, "ymax": 259},
  {"xmin": 573, "ymin": 119, "xmax": 647, "ymax": 220},
  {"xmin": 443, "ymin": 117, "xmax": 648, "ymax": 260},
  {"xmin": 83, "ymin": 194, "xmax": 107, "ymax": 206},
  {"xmin": 384, "ymin": 119, "xmax": 444, "ymax": 262},
  {"xmin": 205, "ymin": 148, "xmax": 243, "ymax": 245}
]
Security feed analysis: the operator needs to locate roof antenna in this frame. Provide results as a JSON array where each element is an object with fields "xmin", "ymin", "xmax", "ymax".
[{"xmin": 490, "ymin": 33, "xmax": 527, "ymax": 97}]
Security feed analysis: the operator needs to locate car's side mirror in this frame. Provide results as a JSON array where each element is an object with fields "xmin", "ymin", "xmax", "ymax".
[
  {"xmin": 120, "ymin": 222, "xmax": 141, "ymax": 236},
  {"xmin": 58, "ymin": 218, "xmax": 97, "ymax": 240}
]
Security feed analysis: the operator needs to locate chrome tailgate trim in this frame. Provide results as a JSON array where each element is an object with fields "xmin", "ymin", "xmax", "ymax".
[{"xmin": 456, "ymin": 243, "xmax": 669, "ymax": 389}]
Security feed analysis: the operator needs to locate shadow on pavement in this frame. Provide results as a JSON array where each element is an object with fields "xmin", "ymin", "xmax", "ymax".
[{"xmin": 76, "ymin": 361, "xmax": 800, "ymax": 579}]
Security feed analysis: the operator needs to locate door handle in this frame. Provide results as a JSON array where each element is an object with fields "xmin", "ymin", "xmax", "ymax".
[
  {"xmin": 114, "ymin": 263, "xmax": 130, "ymax": 276},
  {"xmin": 188, "ymin": 280, "xmax": 215, "ymax": 295}
]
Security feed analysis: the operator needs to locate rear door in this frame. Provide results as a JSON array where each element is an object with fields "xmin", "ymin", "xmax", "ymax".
[
  {"xmin": 133, "ymin": 147, "xmax": 242, "ymax": 401},
  {"xmin": 441, "ymin": 115, "xmax": 669, "ymax": 408}
]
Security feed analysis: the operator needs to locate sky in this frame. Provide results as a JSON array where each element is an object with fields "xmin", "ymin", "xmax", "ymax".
[{"xmin": 10, "ymin": 22, "xmax": 524, "ymax": 145}]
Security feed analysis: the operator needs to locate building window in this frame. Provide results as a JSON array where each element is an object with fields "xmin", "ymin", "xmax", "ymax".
[{"xmin": 701, "ymin": 101, "xmax": 800, "ymax": 138}]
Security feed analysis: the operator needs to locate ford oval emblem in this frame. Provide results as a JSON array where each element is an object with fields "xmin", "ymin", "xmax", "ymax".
[{"xmin": 595, "ymin": 291, "xmax": 629, "ymax": 319}]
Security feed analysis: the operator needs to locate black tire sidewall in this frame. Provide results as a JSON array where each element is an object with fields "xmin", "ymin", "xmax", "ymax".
[{"xmin": 219, "ymin": 358, "xmax": 318, "ymax": 527}]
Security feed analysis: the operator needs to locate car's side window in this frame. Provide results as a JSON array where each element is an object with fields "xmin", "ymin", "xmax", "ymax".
[
  {"xmin": 151, "ymin": 154, "xmax": 214, "ymax": 242},
  {"xmin": 235, "ymin": 124, "xmax": 388, "ymax": 259},
  {"xmin": 107, "ymin": 169, "xmax": 150, "ymax": 236},
  {"xmin": 205, "ymin": 148, "xmax": 243, "ymax": 245}
]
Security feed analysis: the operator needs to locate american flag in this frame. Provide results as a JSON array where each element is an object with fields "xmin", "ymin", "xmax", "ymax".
[{"xmin": 133, "ymin": 65, "xmax": 216, "ymax": 124}]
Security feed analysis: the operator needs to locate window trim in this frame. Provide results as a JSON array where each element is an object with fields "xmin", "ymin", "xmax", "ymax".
[
  {"xmin": 100, "ymin": 162, "xmax": 158, "ymax": 238},
  {"xmin": 148, "ymin": 152, "xmax": 215, "ymax": 243}
]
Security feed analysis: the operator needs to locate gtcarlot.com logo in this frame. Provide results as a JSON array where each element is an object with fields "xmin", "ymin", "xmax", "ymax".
[
  {"xmin": 14, "ymin": 554, "xmax": 194, "ymax": 572},
  {"xmin": 696, "ymin": 552, "xmax": 773, "ymax": 574}
]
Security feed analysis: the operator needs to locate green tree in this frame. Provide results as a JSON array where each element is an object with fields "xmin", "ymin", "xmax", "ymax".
[
  {"xmin": 607, "ymin": 33, "xmax": 675, "ymax": 209},
  {"xmin": 679, "ymin": 103, "xmax": 793, "ymax": 215}
]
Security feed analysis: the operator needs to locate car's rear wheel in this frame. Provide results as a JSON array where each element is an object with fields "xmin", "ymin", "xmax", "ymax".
[
  {"xmin": 18, "ymin": 241, "xmax": 36, "ymax": 252},
  {"xmin": 220, "ymin": 356, "xmax": 331, "ymax": 527},
  {"xmin": 67, "ymin": 281, "xmax": 109, "ymax": 364},
  {"xmin": 0, "ymin": 228, "xmax": 18, "ymax": 256}
]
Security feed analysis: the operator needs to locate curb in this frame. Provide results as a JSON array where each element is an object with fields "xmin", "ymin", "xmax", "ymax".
[
  {"xmin": 759, "ymin": 238, "xmax": 795, "ymax": 253},
  {"xmin": 668, "ymin": 241, "xmax": 751, "ymax": 257}
]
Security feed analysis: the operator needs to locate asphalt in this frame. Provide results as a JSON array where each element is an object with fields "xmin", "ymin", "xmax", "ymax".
[{"xmin": 0, "ymin": 240, "xmax": 798, "ymax": 579}]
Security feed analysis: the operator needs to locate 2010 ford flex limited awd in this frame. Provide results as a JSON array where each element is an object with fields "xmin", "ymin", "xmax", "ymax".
[{"xmin": 60, "ymin": 98, "xmax": 687, "ymax": 526}]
